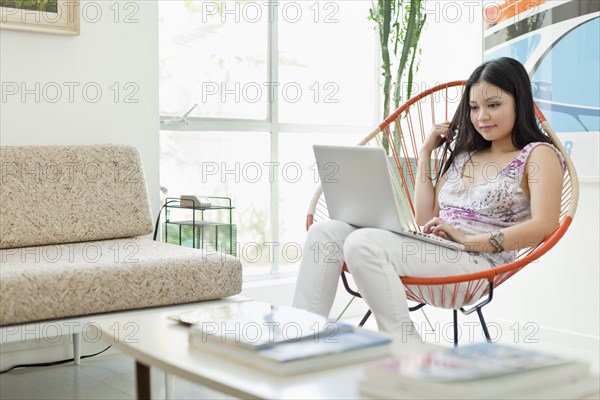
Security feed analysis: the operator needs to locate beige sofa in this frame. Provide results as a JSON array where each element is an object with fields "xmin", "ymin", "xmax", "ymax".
[{"xmin": 0, "ymin": 144, "xmax": 242, "ymax": 361}]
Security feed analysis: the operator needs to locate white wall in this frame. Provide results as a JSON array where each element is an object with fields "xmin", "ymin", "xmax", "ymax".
[
  {"xmin": 0, "ymin": 0, "xmax": 158, "ymax": 370},
  {"xmin": 0, "ymin": 0, "xmax": 159, "ymax": 216},
  {"xmin": 414, "ymin": 0, "xmax": 483, "ymax": 88}
]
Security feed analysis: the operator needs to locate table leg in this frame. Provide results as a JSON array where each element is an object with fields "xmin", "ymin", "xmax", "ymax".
[{"xmin": 136, "ymin": 361, "xmax": 151, "ymax": 400}]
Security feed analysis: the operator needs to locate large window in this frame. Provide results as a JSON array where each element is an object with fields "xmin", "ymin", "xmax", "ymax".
[
  {"xmin": 159, "ymin": 1, "xmax": 379, "ymax": 272},
  {"xmin": 160, "ymin": 1, "xmax": 268, "ymax": 120}
]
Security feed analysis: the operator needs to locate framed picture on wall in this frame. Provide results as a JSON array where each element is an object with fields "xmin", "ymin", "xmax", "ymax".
[
  {"xmin": 483, "ymin": 0, "xmax": 600, "ymax": 179},
  {"xmin": 0, "ymin": 0, "xmax": 79, "ymax": 35}
]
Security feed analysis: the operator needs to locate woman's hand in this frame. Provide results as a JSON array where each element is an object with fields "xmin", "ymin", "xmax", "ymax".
[
  {"xmin": 422, "ymin": 122, "xmax": 453, "ymax": 153},
  {"xmin": 423, "ymin": 217, "xmax": 467, "ymax": 244}
]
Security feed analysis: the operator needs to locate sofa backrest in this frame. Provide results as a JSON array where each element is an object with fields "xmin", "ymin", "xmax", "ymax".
[{"xmin": 0, "ymin": 144, "xmax": 154, "ymax": 249}]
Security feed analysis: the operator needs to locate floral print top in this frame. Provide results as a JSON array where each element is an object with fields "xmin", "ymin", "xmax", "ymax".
[{"xmin": 438, "ymin": 142, "xmax": 565, "ymax": 267}]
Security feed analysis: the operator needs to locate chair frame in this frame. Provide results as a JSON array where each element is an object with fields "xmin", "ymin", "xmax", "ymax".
[{"xmin": 305, "ymin": 81, "xmax": 579, "ymax": 346}]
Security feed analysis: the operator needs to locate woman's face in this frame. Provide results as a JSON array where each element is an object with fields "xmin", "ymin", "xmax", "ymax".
[{"xmin": 469, "ymin": 81, "xmax": 517, "ymax": 144}]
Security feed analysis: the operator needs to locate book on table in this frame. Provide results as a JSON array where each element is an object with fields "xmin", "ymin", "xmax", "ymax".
[
  {"xmin": 175, "ymin": 301, "xmax": 392, "ymax": 375},
  {"xmin": 189, "ymin": 327, "xmax": 392, "ymax": 376},
  {"xmin": 359, "ymin": 342, "xmax": 594, "ymax": 399}
]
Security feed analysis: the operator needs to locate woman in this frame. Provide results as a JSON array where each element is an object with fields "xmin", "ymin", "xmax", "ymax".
[{"xmin": 292, "ymin": 57, "xmax": 565, "ymax": 338}]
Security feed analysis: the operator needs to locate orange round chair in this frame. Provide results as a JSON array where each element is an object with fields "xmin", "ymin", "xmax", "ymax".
[{"xmin": 305, "ymin": 81, "xmax": 579, "ymax": 345}]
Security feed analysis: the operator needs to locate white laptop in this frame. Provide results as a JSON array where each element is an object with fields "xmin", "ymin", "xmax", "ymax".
[{"xmin": 313, "ymin": 144, "xmax": 465, "ymax": 251}]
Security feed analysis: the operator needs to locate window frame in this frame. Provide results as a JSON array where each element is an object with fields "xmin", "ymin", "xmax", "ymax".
[{"xmin": 159, "ymin": 2, "xmax": 380, "ymax": 274}]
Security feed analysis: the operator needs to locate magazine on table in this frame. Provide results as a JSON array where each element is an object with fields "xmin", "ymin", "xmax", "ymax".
[
  {"xmin": 372, "ymin": 342, "xmax": 587, "ymax": 382},
  {"xmin": 359, "ymin": 342, "xmax": 592, "ymax": 399},
  {"xmin": 171, "ymin": 300, "xmax": 354, "ymax": 350},
  {"xmin": 359, "ymin": 375, "xmax": 600, "ymax": 400}
]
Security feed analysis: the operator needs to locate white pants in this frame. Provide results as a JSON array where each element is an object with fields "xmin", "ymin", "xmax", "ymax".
[{"xmin": 292, "ymin": 220, "xmax": 492, "ymax": 334}]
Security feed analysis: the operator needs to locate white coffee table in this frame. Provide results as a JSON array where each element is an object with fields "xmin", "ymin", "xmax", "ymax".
[{"xmin": 90, "ymin": 296, "xmax": 433, "ymax": 399}]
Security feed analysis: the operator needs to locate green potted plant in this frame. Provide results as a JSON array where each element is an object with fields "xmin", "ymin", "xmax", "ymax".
[{"xmin": 369, "ymin": 0, "xmax": 427, "ymax": 153}]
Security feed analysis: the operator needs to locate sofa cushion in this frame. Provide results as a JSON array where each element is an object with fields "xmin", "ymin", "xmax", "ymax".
[
  {"xmin": 0, "ymin": 238, "xmax": 242, "ymax": 325},
  {"xmin": 0, "ymin": 145, "xmax": 153, "ymax": 249}
]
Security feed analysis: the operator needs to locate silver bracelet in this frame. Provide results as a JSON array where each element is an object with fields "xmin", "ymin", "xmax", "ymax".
[{"xmin": 489, "ymin": 229, "xmax": 505, "ymax": 253}]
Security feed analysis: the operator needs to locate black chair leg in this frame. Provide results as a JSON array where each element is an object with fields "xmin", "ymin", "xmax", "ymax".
[
  {"xmin": 342, "ymin": 271, "xmax": 371, "ymax": 326},
  {"xmin": 477, "ymin": 308, "xmax": 492, "ymax": 342},
  {"xmin": 341, "ymin": 271, "xmax": 362, "ymax": 298},
  {"xmin": 342, "ymin": 271, "xmax": 430, "ymax": 331},
  {"xmin": 359, "ymin": 310, "xmax": 372, "ymax": 327},
  {"xmin": 453, "ymin": 309, "xmax": 458, "ymax": 347},
  {"xmin": 460, "ymin": 281, "xmax": 495, "ymax": 344}
]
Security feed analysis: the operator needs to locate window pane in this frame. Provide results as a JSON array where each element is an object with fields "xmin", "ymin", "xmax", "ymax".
[
  {"xmin": 279, "ymin": 1, "xmax": 378, "ymax": 126},
  {"xmin": 159, "ymin": 1, "xmax": 268, "ymax": 119},
  {"xmin": 160, "ymin": 131, "xmax": 272, "ymax": 268},
  {"xmin": 278, "ymin": 131, "xmax": 367, "ymax": 269}
]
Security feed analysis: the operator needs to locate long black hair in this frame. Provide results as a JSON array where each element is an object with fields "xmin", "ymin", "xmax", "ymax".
[{"xmin": 441, "ymin": 57, "xmax": 550, "ymax": 175}]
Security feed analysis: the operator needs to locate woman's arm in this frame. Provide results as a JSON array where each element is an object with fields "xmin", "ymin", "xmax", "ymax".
[
  {"xmin": 415, "ymin": 123, "xmax": 452, "ymax": 226},
  {"xmin": 424, "ymin": 145, "xmax": 564, "ymax": 252}
]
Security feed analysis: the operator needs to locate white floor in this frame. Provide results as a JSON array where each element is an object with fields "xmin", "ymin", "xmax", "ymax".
[{"xmin": 0, "ymin": 352, "xmax": 237, "ymax": 400}]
